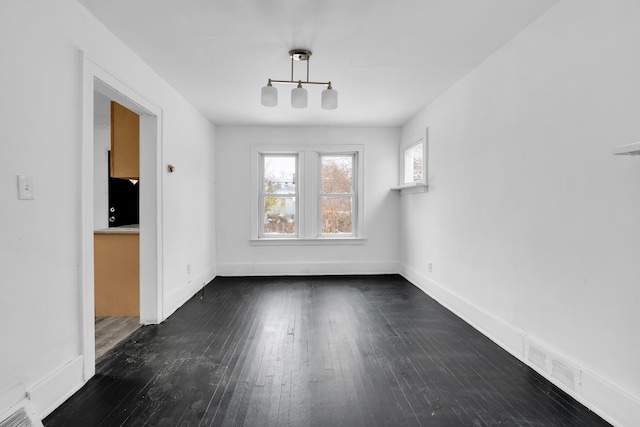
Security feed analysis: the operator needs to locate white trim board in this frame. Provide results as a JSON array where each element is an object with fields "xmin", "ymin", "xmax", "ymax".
[
  {"xmin": 163, "ymin": 268, "xmax": 216, "ymax": 320},
  {"xmin": 400, "ymin": 263, "xmax": 640, "ymax": 427},
  {"xmin": 612, "ymin": 141, "xmax": 640, "ymax": 156},
  {"xmin": 81, "ymin": 53, "xmax": 164, "ymax": 384},
  {"xmin": 27, "ymin": 356, "xmax": 84, "ymax": 420},
  {"xmin": 217, "ymin": 261, "xmax": 399, "ymax": 277}
]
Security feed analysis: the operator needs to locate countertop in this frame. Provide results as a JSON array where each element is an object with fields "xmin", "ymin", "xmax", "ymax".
[{"xmin": 94, "ymin": 224, "xmax": 139, "ymax": 234}]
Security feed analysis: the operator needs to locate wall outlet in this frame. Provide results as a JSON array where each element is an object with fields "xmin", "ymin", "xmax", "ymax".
[
  {"xmin": 17, "ymin": 175, "xmax": 35, "ymax": 200},
  {"xmin": 428, "ymin": 262, "xmax": 433, "ymax": 273}
]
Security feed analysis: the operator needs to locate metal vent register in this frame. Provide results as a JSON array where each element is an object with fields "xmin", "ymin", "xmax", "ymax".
[{"xmin": 0, "ymin": 407, "xmax": 34, "ymax": 427}]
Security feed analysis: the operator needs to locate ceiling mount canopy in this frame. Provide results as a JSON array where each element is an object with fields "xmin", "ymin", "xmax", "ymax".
[
  {"xmin": 261, "ymin": 49, "xmax": 338, "ymax": 110},
  {"xmin": 289, "ymin": 49, "xmax": 312, "ymax": 62}
]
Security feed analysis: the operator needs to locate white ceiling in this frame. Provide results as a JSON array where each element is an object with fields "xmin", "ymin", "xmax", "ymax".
[{"xmin": 79, "ymin": 0, "xmax": 558, "ymax": 127}]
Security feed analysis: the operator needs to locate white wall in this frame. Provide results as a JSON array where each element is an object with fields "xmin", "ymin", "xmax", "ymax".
[
  {"xmin": 93, "ymin": 90, "xmax": 111, "ymax": 231},
  {"xmin": 161, "ymin": 97, "xmax": 217, "ymax": 314},
  {"xmin": 400, "ymin": 0, "xmax": 640, "ymax": 425},
  {"xmin": 93, "ymin": 126, "xmax": 110, "ymax": 230},
  {"xmin": 0, "ymin": 0, "xmax": 216, "ymax": 418},
  {"xmin": 215, "ymin": 126, "xmax": 400, "ymax": 276}
]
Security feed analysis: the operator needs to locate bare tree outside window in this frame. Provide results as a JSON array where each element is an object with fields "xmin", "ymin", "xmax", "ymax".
[
  {"xmin": 262, "ymin": 155, "xmax": 296, "ymax": 235},
  {"xmin": 254, "ymin": 145, "xmax": 362, "ymax": 240},
  {"xmin": 321, "ymin": 155, "xmax": 354, "ymax": 234}
]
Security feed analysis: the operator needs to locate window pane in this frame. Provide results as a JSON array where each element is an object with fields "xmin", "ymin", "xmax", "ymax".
[
  {"xmin": 404, "ymin": 144, "xmax": 423, "ymax": 183},
  {"xmin": 321, "ymin": 197, "xmax": 352, "ymax": 234},
  {"xmin": 263, "ymin": 197, "xmax": 295, "ymax": 234},
  {"xmin": 264, "ymin": 155, "xmax": 296, "ymax": 194},
  {"xmin": 322, "ymin": 155, "xmax": 353, "ymax": 194}
]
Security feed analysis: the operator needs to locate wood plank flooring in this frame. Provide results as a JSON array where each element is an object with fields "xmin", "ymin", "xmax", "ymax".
[
  {"xmin": 95, "ymin": 316, "xmax": 141, "ymax": 360},
  {"xmin": 45, "ymin": 275, "xmax": 610, "ymax": 426}
]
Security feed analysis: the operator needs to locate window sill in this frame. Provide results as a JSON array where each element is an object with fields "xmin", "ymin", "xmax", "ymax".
[
  {"xmin": 391, "ymin": 182, "xmax": 428, "ymax": 194},
  {"xmin": 613, "ymin": 141, "xmax": 640, "ymax": 156},
  {"xmin": 250, "ymin": 237, "xmax": 367, "ymax": 246}
]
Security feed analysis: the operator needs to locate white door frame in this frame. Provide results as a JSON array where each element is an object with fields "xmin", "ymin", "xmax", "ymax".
[{"xmin": 81, "ymin": 54, "xmax": 164, "ymax": 381}]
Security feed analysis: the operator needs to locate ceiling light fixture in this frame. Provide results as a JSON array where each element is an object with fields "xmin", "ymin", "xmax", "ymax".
[{"xmin": 261, "ymin": 49, "xmax": 338, "ymax": 110}]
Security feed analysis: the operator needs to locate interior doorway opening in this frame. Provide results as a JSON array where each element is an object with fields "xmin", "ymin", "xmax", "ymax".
[
  {"xmin": 92, "ymin": 95, "xmax": 141, "ymax": 359},
  {"xmin": 82, "ymin": 55, "xmax": 163, "ymax": 380}
]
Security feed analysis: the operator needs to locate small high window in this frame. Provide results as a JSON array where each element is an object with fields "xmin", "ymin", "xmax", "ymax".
[
  {"xmin": 403, "ymin": 142, "xmax": 423, "ymax": 184},
  {"xmin": 392, "ymin": 129, "xmax": 428, "ymax": 194}
]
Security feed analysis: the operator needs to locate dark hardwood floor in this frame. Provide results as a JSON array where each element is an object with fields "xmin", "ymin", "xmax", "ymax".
[{"xmin": 45, "ymin": 275, "xmax": 610, "ymax": 426}]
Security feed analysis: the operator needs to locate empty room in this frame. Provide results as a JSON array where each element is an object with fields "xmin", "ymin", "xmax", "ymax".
[{"xmin": 1, "ymin": 0, "xmax": 639, "ymax": 426}]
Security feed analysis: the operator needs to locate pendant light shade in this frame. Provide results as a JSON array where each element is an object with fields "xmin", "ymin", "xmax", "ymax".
[
  {"xmin": 321, "ymin": 83, "xmax": 338, "ymax": 110},
  {"xmin": 261, "ymin": 50, "xmax": 338, "ymax": 110},
  {"xmin": 261, "ymin": 80, "xmax": 278, "ymax": 107},
  {"xmin": 291, "ymin": 81, "xmax": 307, "ymax": 108}
]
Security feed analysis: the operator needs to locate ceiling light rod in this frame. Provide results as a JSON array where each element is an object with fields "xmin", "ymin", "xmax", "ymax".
[
  {"xmin": 267, "ymin": 79, "xmax": 332, "ymax": 86},
  {"xmin": 267, "ymin": 51, "xmax": 330, "ymax": 85},
  {"xmin": 261, "ymin": 49, "xmax": 338, "ymax": 109}
]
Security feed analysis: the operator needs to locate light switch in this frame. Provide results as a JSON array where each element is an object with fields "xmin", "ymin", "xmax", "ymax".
[{"xmin": 17, "ymin": 175, "xmax": 34, "ymax": 200}]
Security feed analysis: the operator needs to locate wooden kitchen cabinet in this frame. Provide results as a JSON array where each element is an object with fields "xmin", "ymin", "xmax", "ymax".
[
  {"xmin": 110, "ymin": 101, "xmax": 140, "ymax": 179},
  {"xmin": 94, "ymin": 231, "xmax": 140, "ymax": 316}
]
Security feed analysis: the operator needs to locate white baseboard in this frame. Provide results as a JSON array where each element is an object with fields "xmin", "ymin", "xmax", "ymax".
[
  {"xmin": 582, "ymin": 370, "xmax": 640, "ymax": 427},
  {"xmin": 402, "ymin": 264, "xmax": 527, "ymax": 355},
  {"xmin": 216, "ymin": 260, "xmax": 399, "ymax": 277},
  {"xmin": 21, "ymin": 267, "xmax": 638, "ymax": 426},
  {"xmin": 0, "ymin": 382, "xmax": 27, "ymax": 421},
  {"xmin": 27, "ymin": 355, "xmax": 85, "ymax": 420},
  {"xmin": 163, "ymin": 267, "xmax": 216, "ymax": 320},
  {"xmin": 16, "ymin": 268, "xmax": 217, "ymax": 422},
  {"xmin": 400, "ymin": 263, "xmax": 640, "ymax": 427}
]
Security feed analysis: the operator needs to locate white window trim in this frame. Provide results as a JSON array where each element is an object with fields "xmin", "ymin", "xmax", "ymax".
[
  {"xmin": 249, "ymin": 237, "xmax": 366, "ymax": 246},
  {"xmin": 257, "ymin": 152, "xmax": 301, "ymax": 239},
  {"xmin": 316, "ymin": 152, "xmax": 358, "ymax": 238},
  {"xmin": 392, "ymin": 128, "xmax": 429, "ymax": 194},
  {"xmin": 403, "ymin": 141, "xmax": 424, "ymax": 184},
  {"xmin": 252, "ymin": 144, "xmax": 365, "ymax": 242}
]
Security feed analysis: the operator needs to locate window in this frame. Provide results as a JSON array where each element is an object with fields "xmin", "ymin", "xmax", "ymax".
[
  {"xmin": 392, "ymin": 129, "xmax": 428, "ymax": 194},
  {"xmin": 320, "ymin": 154, "xmax": 355, "ymax": 236},
  {"xmin": 260, "ymin": 154, "xmax": 298, "ymax": 237},
  {"xmin": 403, "ymin": 142, "xmax": 423, "ymax": 184},
  {"xmin": 252, "ymin": 145, "xmax": 363, "ymax": 242}
]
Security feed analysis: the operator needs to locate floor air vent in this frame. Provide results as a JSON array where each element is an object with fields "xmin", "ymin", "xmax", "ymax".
[
  {"xmin": 524, "ymin": 337, "xmax": 582, "ymax": 395},
  {"xmin": 0, "ymin": 399, "xmax": 42, "ymax": 427},
  {"xmin": 551, "ymin": 358, "xmax": 580, "ymax": 392},
  {"xmin": 526, "ymin": 342, "xmax": 548, "ymax": 370},
  {"xmin": 0, "ymin": 407, "xmax": 34, "ymax": 427}
]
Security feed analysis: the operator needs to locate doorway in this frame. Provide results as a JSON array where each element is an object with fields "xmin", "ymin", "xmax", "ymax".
[
  {"xmin": 81, "ymin": 55, "xmax": 163, "ymax": 380},
  {"xmin": 93, "ymin": 94, "xmax": 142, "ymax": 358}
]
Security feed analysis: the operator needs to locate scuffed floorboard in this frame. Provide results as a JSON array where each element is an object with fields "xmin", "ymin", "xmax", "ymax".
[{"xmin": 46, "ymin": 276, "xmax": 610, "ymax": 426}]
